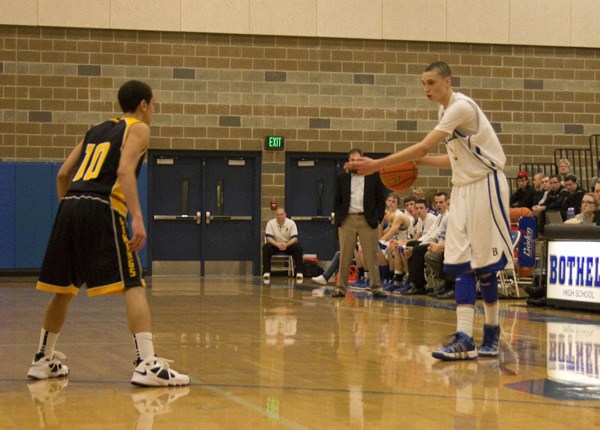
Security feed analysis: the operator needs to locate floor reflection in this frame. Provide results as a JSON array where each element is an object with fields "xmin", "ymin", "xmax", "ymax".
[
  {"xmin": 3, "ymin": 275, "xmax": 600, "ymax": 429},
  {"xmin": 507, "ymin": 320, "xmax": 600, "ymax": 401}
]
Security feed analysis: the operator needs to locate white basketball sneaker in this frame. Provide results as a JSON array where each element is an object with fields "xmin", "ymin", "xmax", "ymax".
[
  {"xmin": 131, "ymin": 357, "xmax": 190, "ymax": 387},
  {"xmin": 27, "ymin": 351, "xmax": 69, "ymax": 380},
  {"xmin": 311, "ymin": 275, "xmax": 327, "ymax": 285}
]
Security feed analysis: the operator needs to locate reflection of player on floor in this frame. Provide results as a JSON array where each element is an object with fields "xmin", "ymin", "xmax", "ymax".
[{"xmin": 346, "ymin": 62, "xmax": 512, "ymax": 360}]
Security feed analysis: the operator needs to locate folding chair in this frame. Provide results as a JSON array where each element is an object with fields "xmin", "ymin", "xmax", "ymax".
[
  {"xmin": 271, "ymin": 253, "xmax": 295, "ymax": 277},
  {"xmin": 498, "ymin": 230, "xmax": 521, "ymax": 298}
]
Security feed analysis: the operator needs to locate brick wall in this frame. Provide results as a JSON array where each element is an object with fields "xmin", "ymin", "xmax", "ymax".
[{"xmin": 1, "ymin": 25, "xmax": 600, "ymax": 204}]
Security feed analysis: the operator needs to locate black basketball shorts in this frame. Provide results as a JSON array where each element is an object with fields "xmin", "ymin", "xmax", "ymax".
[{"xmin": 36, "ymin": 194, "xmax": 145, "ymax": 296}]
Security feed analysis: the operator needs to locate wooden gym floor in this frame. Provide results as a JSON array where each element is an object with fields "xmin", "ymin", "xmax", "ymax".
[{"xmin": 1, "ymin": 275, "xmax": 599, "ymax": 429}]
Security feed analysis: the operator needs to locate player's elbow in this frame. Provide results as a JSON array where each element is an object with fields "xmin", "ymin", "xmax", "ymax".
[{"xmin": 117, "ymin": 165, "xmax": 134, "ymax": 181}]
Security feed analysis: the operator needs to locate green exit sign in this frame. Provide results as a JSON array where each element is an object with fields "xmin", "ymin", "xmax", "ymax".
[{"xmin": 265, "ymin": 136, "xmax": 284, "ymax": 150}]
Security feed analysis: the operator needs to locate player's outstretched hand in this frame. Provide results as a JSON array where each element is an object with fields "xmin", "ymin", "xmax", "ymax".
[{"xmin": 343, "ymin": 156, "xmax": 377, "ymax": 176}]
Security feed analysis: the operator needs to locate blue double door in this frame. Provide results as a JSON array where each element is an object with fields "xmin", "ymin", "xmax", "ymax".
[
  {"xmin": 284, "ymin": 152, "xmax": 390, "ymax": 262},
  {"xmin": 284, "ymin": 153, "xmax": 347, "ymax": 262},
  {"xmin": 149, "ymin": 151, "xmax": 261, "ymax": 276}
]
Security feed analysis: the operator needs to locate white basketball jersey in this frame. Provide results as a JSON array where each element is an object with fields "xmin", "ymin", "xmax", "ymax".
[{"xmin": 435, "ymin": 92, "xmax": 506, "ymax": 186}]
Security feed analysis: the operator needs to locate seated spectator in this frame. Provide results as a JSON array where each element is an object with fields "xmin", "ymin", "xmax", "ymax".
[
  {"xmin": 510, "ymin": 171, "xmax": 535, "ymax": 209},
  {"xmin": 377, "ymin": 195, "xmax": 410, "ymax": 287},
  {"xmin": 595, "ymin": 181, "xmax": 600, "ymax": 205},
  {"xmin": 565, "ymin": 193, "xmax": 598, "ymax": 225},
  {"xmin": 531, "ymin": 173, "xmax": 550, "ymax": 212},
  {"xmin": 402, "ymin": 197, "xmax": 418, "ymax": 230},
  {"xmin": 560, "ymin": 174, "xmax": 585, "ymax": 220},
  {"xmin": 412, "ymin": 199, "xmax": 437, "ymax": 241},
  {"xmin": 409, "ymin": 187, "xmax": 424, "ymax": 201},
  {"xmin": 424, "ymin": 241, "xmax": 455, "ymax": 299},
  {"xmin": 532, "ymin": 173, "xmax": 548, "ymax": 209},
  {"xmin": 262, "ymin": 208, "xmax": 303, "ymax": 282},
  {"xmin": 532, "ymin": 175, "xmax": 568, "ymax": 231},
  {"xmin": 400, "ymin": 192, "xmax": 449, "ymax": 295},
  {"xmin": 409, "ymin": 187, "xmax": 435, "ymax": 215},
  {"xmin": 557, "ymin": 158, "xmax": 571, "ymax": 184},
  {"xmin": 388, "ymin": 196, "xmax": 418, "ymax": 287},
  {"xmin": 311, "ymin": 250, "xmax": 340, "ymax": 285}
]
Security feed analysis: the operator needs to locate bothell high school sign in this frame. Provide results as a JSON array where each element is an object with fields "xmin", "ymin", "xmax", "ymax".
[{"xmin": 547, "ymin": 241, "xmax": 600, "ymax": 304}]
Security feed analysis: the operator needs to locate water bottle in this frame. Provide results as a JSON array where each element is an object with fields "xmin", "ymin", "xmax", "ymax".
[{"xmin": 566, "ymin": 207, "xmax": 575, "ymax": 220}]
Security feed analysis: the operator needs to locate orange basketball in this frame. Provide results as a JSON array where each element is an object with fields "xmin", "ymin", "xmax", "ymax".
[
  {"xmin": 379, "ymin": 161, "xmax": 418, "ymax": 192},
  {"xmin": 509, "ymin": 207, "xmax": 533, "ymax": 224}
]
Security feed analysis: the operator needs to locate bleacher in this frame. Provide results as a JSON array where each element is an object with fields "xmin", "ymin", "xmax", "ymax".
[{"xmin": 511, "ymin": 133, "xmax": 600, "ymax": 193}]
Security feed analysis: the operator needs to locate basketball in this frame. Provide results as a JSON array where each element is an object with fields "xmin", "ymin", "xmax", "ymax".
[
  {"xmin": 379, "ymin": 161, "xmax": 418, "ymax": 192},
  {"xmin": 509, "ymin": 207, "xmax": 533, "ymax": 224}
]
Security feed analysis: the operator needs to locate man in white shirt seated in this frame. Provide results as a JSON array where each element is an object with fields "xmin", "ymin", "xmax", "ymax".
[
  {"xmin": 413, "ymin": 199, "xmax": 437, "ymax": 241},
  {"xmin": 262, "ymin": 208, "xmax": 303, "ymax": 282},
  {"xmin": 400, "ymin": 192, "xmax": 450, "ymax": 295}
]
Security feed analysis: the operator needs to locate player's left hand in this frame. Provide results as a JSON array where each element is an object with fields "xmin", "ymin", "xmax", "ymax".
[
  {"xmin": 129, "ymin": 216, "xmax": 147, "ymax": 252},
  {"xmin": 344, "ymin": 156, "xmax": 377, "ymax": 176}
]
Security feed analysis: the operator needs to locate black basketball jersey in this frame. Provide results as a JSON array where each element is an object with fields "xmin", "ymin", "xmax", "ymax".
[{"xmin": 68, "ymin": 117, "xmax": 146, "ymax": 214}]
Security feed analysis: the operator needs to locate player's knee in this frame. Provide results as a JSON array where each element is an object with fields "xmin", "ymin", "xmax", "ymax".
[
  {"xmin": 479, "ymin": 272, "xmax": 498, "ymax": 303},
  {"xmin": 455, "ymin": 271, "xmax": 477, "ymax": 305}
]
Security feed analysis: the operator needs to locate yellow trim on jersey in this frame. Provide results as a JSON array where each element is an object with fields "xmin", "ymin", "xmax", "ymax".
[
  {"xmin": 36, "ymin": 281, "xmax": 79, "ymax": 296},
  {"xmin": 111, "ymin": 197, "xmax": 127, "ymax": 217},
  {"xmin": 109, "ymin": 117, "xmax": 146, "ymax": 216}
]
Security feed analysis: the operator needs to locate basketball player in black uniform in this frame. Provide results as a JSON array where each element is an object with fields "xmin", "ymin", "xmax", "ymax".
[{"xmin": 27, "ymin": 80, "xmax": 189, "ymax": 386}]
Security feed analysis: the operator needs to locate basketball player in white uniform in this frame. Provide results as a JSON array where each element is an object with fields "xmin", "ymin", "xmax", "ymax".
[{"xmin": 346, "ymin": 61, "xmax": 512, "ymax": 360}]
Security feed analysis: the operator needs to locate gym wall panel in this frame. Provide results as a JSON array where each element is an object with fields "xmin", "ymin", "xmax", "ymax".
[
  {"xmin": 317, "ymin": 0, "xmax": 383, "ymax": 40},
  {"xmin": 181, "ymin": 0, "xmax": 250, "ymax": 35},
  {"xmin": 110, "ymin": 0, "xmax": 181, "ymax": 32},
  {"xmin": 4, "ymin": 0, "xmax": 600, "ymax": 49},
  {"xmin": 569, "ymin": 0, "xmax": 600, "ymax": 48},
  {"xmin": 37, "ymin": 0, "xmax": 110, "ymax": 29},
  {"xmin": 14, "ymin": 163, "xmax": 56, "ymax": 268},
  {"xmin": 383, "ymin": 0, "xmax": 447, "ymax": 42},
  {"xmin": 509, "ymin": 0, "xmax": 570, "ymax": 47},
  {"xmin": 0, "ymin": 0, "xmax": 37, "ymax": 26},
  {"xmin": 250, "ymin": 0, "xmax": 317, "ymax": 37},
  {"xmin": 447, "ymin": 0, "xmax": 509, "ymax": 45},
  {"xmin": 0, "ymin": 164, "xmax": 16, "ymax": 268}
]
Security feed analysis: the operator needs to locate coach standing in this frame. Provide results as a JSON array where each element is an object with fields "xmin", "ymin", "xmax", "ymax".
[{"xmin": 331, "ymin": 148, "xmax": 387, "ymax": 298}]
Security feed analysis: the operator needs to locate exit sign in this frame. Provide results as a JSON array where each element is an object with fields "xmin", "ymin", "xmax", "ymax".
[{"xmin": 265, "ymin": 136, "xmax": 284, "ymax": 150}]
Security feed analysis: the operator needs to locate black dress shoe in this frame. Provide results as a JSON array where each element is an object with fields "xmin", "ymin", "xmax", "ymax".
[
  {"xmin": 402, "ymin": 286, "xmax": 426, "ymax": 295},
  {"xmin": 371, "ymin": 289, "xmax": 388, "ymax": 299},
  {"xmin": 331, "ymin": 289, "xmax": 346, "ymax": 298}
]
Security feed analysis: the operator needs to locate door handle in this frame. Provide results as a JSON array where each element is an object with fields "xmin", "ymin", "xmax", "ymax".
[
  {"xmin": 205, "ymin": 211, "xmax": 252, "ymax": 224},
  {"xmin": 154, "ymin": 212, "xmax": 201, "ymax": 224},
  {"xmin": 291, "ymin": 213, "xmax": 335, "ymax": 224}
]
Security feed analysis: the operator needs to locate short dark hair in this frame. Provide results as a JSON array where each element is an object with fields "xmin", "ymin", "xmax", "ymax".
[
  {"xmin": 435, "ymin": 191, "xmax": 449, "ymax": 200},
  {"xmin": 349, "ymin": 148, "xmax": 363, "ymax": 157},
  {"xmin": 424, "ymin": 61, "xmax": 452, "ymax": 78},
  {"xmin": 403, "ymin": 196, "xmax": 416, "ymax": 204},
  {"xmin": 118, "ymin": 80, "xmax": 153, "ymax": 113},
  {"xmin": 415, "ymin": 199, "xmax": 428, "ymax": 206},
  {"xmin": 387, "ymin": 192, "xmax": 400, "ymax": 203},
  {"xmin": 564, "ymin": 174, "xmax": 578, "ymax": 183}
]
